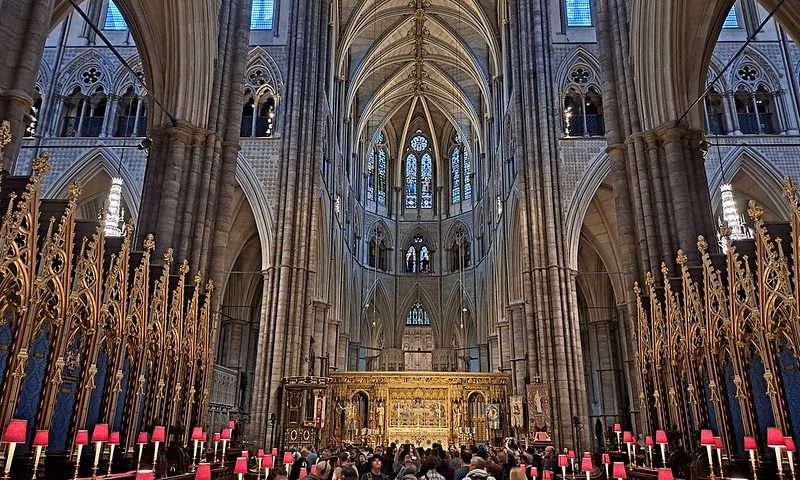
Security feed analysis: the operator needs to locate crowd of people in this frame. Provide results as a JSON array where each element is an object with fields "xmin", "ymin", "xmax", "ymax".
[{"xmin": 263, "ymin": 440, "xmax": 589, "ymax": 480}]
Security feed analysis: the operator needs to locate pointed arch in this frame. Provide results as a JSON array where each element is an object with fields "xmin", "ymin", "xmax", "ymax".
[
  {"xmin": 564, "ymin": 152, "xmax": 612, "ymax": 270},
  {"xmin": 236, "ymin": 153, "xmax": 275, "ymax": 270},
  {"xmin": 555, "ymin": 46, "xmax": 602, "ymax": 93},
  {"xmin": 396, "ymin": 285, "xmax": 440, "ymax": 349}
]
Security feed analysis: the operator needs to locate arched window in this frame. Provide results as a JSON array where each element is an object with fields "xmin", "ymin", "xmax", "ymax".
[
  {"xmin": 250, "ymin": 0, "xmax": 275, "ymax": 30},
  {"xmin": 241, "ymin": 89, "xmax": 276, "ymax": 137},
  {"xmin": 406, "ymin": 235, "xmax": 431, "ymax": 273},
  {"xmin": 723, "ymin": 6, "xmax": 739, "ymax": 29},
  {"xmin": 24, "ymin": 88, "xmax": 42, "ymax": 138},
  {"xmin": 562, "ymin": 66, "xmax": 604, "ymax": 137},
  {"xmin": 406, "ymin": 303, "xmax": 430, "ymax": 326},
  {"xmin": 367, "ymin": 133, "xmax": 388, "ymax": 204},
  {"xmin": 449, "ymin": 230, "xmax": 471, "ymax": 272},
  {"xmin": 450, "ymin": 135, "xmax": 472, "ymax": 204},
  {"xmin": 733, "ymin": 64, "xmax": 779, "ymax": 135},
  {"xmin": 104, "ymin": 0, "xmax": 127, "ymax": 30},
  {"xmin": 565, "ymin": 0, "xmax": 592, "ymax": 27},
  {"xmin": 60, "ymin": 87, "xmax": 107, "ymax": 137},
  {"xmin": 115, "ymin": 87, "xmax": 147, "ymax": 137},
  {"xmin": 704, "ymin": 87, "xmax": 726, "ymax": 135},
  {"xmin": 405, "ymin": 131, "xmax": 434, "ymax": 209},
  {"xmin": 368, "ymin": 231, "xmax": 388, "ymax": 272}
]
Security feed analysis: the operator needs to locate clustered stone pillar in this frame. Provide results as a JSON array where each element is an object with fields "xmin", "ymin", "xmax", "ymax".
[{"xmin": 0, "ymin": 0, "xmax": 53, "ymax": 170}]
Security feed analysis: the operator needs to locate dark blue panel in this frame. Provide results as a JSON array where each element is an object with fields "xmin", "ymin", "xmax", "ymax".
[
  {"xmin": 0, "ymin": 321, "xmax": 12, "ymax": 387},
  {"xmin": 15, "ymin": 325, "xmax": 51, "ymax": 452},
  {"xmin": 113, "ymin": 358, "xmax": 131, "ymax": 431},
  {"xmin": 779, "ymin": 346, "xmax": 800, "ymax": 439},
  {"xmin": 703, "ymin": 370, "xmax": 719, "ymax": 433},
  {"xmin": 723, "ymin": 362, "xmax": 745, "ymax": 455},
  {"xmin": 749, "ymin": 355, "xmax": 777, "ymax": 457},
  {"xmin": 50, "ymin": 333, "xmax": 83, "ymax": 452},
  {"xmin": 86, "ymin": 348, "xmax": 109, "ymax": 429}
]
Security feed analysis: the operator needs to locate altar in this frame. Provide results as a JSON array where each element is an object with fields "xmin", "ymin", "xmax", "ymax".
[{"xmin": 323, "ymin": 371, "xmax": 512, "ymax": 448}]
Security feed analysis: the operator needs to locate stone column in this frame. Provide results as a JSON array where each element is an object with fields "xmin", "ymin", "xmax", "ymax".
[
  {"xmin": 101, "ymin": 94, "xmax": 118, "ymax": 137},
  {"xmin": 0, "ymin": 0, "xmax": 53, "ymax": 169}
]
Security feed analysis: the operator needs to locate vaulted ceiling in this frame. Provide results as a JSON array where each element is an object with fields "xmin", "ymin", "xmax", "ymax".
[{"xmin": 336, "ymin": 0, "xmax": 501, "ymax": 147}]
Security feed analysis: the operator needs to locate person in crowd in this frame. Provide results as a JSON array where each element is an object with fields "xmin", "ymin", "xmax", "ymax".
[
  {"xmin": 361, "ymin": 455, "xmax": 389, "ymax": 480},
  {"xmin": 422, "ymin": 456, "xmax": 444, "ymax": 480},
  {"xmin": 315, "ymin": 460, "xmax": 333, "ymax": 480},
  {"xmin": 397, "ymin": 463, "xmax": 419, "ymax": 480},
  {"xmin": 435, "ymin": 458, "xmax": 455, "ymax": 480},
  {"xmin": 541, "ymin": 446, "xmax": 558, "ymax": 474},
  {"xmin": 464, "ymin": 457, "xmax": 496, "ymax": 480},
  {"xmin": 356, "ymin": 452, "xmax": 370, "ymax": 476},
  {"xmin": 290, "ymin": 449, "xmax": 311, "ymax": 480},
  {"xmin": 342, "ymin": 466, "xmax": 360, "ymax": 480},
  {"xmin": 333, "ymin": 451, "xmax": 353, "ymax": 480},
  {"xmin": 508, "ymin": 467, "xmax": 525, "ymax": 480},
  {"xmin": 454, "ymin": 450, "xmax": 472, "ymax": 480}
]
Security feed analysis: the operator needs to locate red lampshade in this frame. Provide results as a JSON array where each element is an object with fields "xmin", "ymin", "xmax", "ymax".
[
  {"xmin": 137, "ymin": 432, "xmax": 148, "ymax": 444},
  {"xmin": 645, "ymin": 436, "xmax": 654, "ymax": 446},
  {"xmin": 567, "ymin": 450, "xmax": 575, "ymax": 459},
  {"xmin": 519, "ymin": 464, "xmax": 526, "ymax": 471},
  {"xmin": 75, "ymin": 429, "xmax": 89, "ymax": 445},
  {"xmin": 272, "ymin": 448, "xmax": 279, "ymax": 457},
  {"xmin": 558, "ymin": 454, "xmax": 568, "ymax": 467},
  {"xmin": 655, "ymin": 430, "xmax": 668, "ymax": 445},
  {"xmin": 542, "ymin": 471, "xmax": 552, "ymax": 480},
  {"xmin": 213, "ymin": 433, "xmax": 221, "ymax": 442},
  {"xmin": 581, "ymin": 456, "xmax": 593, "ymax": 471},
  {"xmin": 744, "ymin": 436, "xmax": 757, "ymax": 451},
  {"xmin": 785, "ymin": 437, "xmax": 797, "ymax": 453},
  {"xmin": 135, "ymin": 470, "xmax": 155, "ymax": 480},
  {"xmin": 109, "ymin": 432, "xmax": 120, "ymax": 445},
  {"xmin": 529, "ymin": 467, "xmax": 538, "ymax": 477},
  {"xmin": 283, "ymin": 452, "xmax": 294, "ymax": 464},
  {"xmin": 311, "ymin": 465, "xmax": 318, "ymax": 475},
  {"xmin": 91, "ymin": 423, "xmax": 109, "ymax": 443},
  {"xmin": 195, "ymin": 463, "xmax": 212, "ymax": 480},
  {"xmin": 263, "ymin": 455, "xmax": 275, "ymax": 468},
  {"xmin": 220, "ymin": 428, "xmax": 232, "ymax": 441},
  {"xmin": 2, "ymin": 419, "xmax": 27, "ymax": 443},
  {"xmin": 32, "ymin": 430, "xmax": 49, "ymax": 447},
  {"xmin": 656, "ymin": 468, "xmax": 673, "ymax": 480},
  {"xmin": 235, "ymin": 457, "xmax": 248, "ymax": 474},
  {"xmin": 700, "ymin": 430, "xmax": 715, "ymax": 446},
  {"xmin": 227, "ymin": 421, "xmax": 235, "ymax": 429},
  {"xmin": 614, "ymin": 423, "xmax": 622, "ymax": 433},
  {"xmin": 300, "ymin": 467, "xmax": 308, "ymax": 477},
  {"xmin": 258, "ymin": 449, "xmax": 265, "ymax": 458},
  {"xmin": 713, "ymin": 436, "xmax": 723, "ymax": 449},
  {"xmin": 623, "ymin": 431, "xmax": 633, "ymax": 443},
  {"xmin": 243, "ymin": 451, "xmax": 250, "ymax": 459},
  {"xmin": 151, "ymin": 426, "xmax": 166, "ymax": 443},
  {"xmin": 612, "ymin": 462, "xmax": 627, "ymax": 479},
  {"xmin": 767, "ymin": 428, "xmax": 785, "ymax": 448},
  {"xmin": 191, "ymin": 427, "xmax": 204, "ymax": 441},
  {"xmin": 602, "ymin": 453, "xmax": 611, "ymax": 465}
]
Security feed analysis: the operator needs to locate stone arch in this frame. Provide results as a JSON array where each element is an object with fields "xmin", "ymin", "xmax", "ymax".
[
  {"xmin": 57, "ymin": 49, "xmax": 116, "ymax": 95},
  {"xmin": 246, "ymin": 47, "xmax": 285, "ymax": 95},
  {"xmin": 46, "ymin": 147, "xmax": 141, "ymax": 219},
  {"xmin": 564, "ymin": 152, "xmax": 612, "ymax": 270},
  {"xmin": 396, "ymin": 285, "xmax": 440, "ymax": 349},
  {"xmin": 555, "ymin": 46, "xmax": 602, "ymax": 94},
  {"xmin": 707, "ymin": 145, "xmax": 788, "ymax": 220},
  {"xmin": 110, "ymin": 54, "xmax": 146, "ymax": 96},
  {"xmin": 629, "ymin": 0, "xmax": 800, "ymax": 131},
  {"xmin": 362, "ymin": 281, "xmax": 392, "ymax": 349},
  {"xmin": 728, "ymin": 47, "xmax": 783, "ymax": 92},
  {"xmin": 443, "ymin": 284, "xmax": 477, "ymax": 352},
  {"xmin": 236, "ymin": 153, "xmax": 275, "ymax": 270},
  {"xmin": 365, "ymin": 218, "xmax": 394, "ymax": 248}
]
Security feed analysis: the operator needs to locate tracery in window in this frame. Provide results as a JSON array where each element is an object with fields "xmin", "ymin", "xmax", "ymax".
[
  {"xmin": 565, "ymin": 0, "xmax": 592, "ymax": 27},
  {"xmin": 449, "ymin": 229, "xmax": 471, "ymax": 272},
  {"xmin": 251, "ymin": 0, "xmax": 275, "ymax": 30},
  {"xmin": 404, "ymin": 131, "xmax": 434, "ymax": 210},
  {"xmin": 562, "ymin": 73, "xmax": 604, "ymax": 137},
  {"xmin": 60, "ymin": 87, "xmax": 107, "ymax": 137},
  {"xmin": 241, "ymin": 88, "xmax": 276, "ymax": 137},
  {"xmin": 450, "ymin": 135, "xmax": 472, "ymax": 204},
  {"xmin": 406, "ymin": 303, "xmax": 431, "ymax": 326},
  {"xmin": 368, "ymin": 230, "xmax": 388, "ymax": 271},
  {"xmin": 405, "ymin": 235, "xmax": 431, "ymax": 273},
  {"xmin": 115, "ymin": 87, "xmax": 147, "ymax": 137},
  {"xmin": 704, "ymin": 87, "xmax": 726, "ymax": 135},
  {"xmin": 104, "ymin": 0, "xmax": 127, "ymax": 30},
  {"xmin": 367, "ymin": 133, "xmax": 388, "ymax": 204},
  {"xmin": 733, "ymin": 64, "xmax": 779, "ymax": 135}
]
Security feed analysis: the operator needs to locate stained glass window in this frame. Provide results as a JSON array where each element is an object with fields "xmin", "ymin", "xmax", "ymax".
[
  {"xmin": 410, "ymin": 135, "xmax": 428, "ymax": 152},
  {"xmin": 251, "ymin": 0, "xmax": 275, "ymax": 30},
  {"xmin": 367, "ymin": 149, "xmax": 375, "ymax": 201},
  {"xmin": 420, "ymin": 154, "xmax": 433, "ymax": 209},
  {"xmin": 406, "ymin": 303, "xmax": 430, "ymax": 325},
  {"xmin": 464, "ymin": 148, "xmax": 472, "ymax": 200},
  {"xmin": 451, "ymin": 148, "xmax": 461, "ymax": 203},
  {"xmin": 104, "ymin": 0, "xmax": 127, "ymax": 30},
  {"xmin": 377, "ymin": 148, "xmax": 387, "ymax": 205},
  {"xmin": 723, "ymin": 7, "xmax": 739, "ymax": 28},
  {"xmin": 406, "ymin": 246, "xmax": 417, "ymax": 273},
  {"xmin": 566, "ymin": 0, "xmax": 592, "ymax": 27},
  {"xmin": 405, "ymin": 154, "xmax": 417, "ymax": 209}
]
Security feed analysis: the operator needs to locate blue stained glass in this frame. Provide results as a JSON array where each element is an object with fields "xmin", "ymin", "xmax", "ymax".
[
  {"xmin": 406, "ymin": 303, "xmax": 430, "ymax": 325},
  {"xmin": 464, "ymin": 148, "xmax": 472, "ymax": 200},
  {"xmin": 421, "ymin": 153, "xmax": 433, "ymax": 209},
  {"xmin": 104, "ymin": 0, "xmax": 127, "ymax": 30},
  {"xmin": 406, "ymin": 154, "xmax": 417, "ymax": 209},
  {"xmin": 566, "ymin": 0, "xmax": 592, "ymax": 27},
  {"xmin": 723, "ymin": 7, "xmax": 739, "ymax": 28},
  {"xmin": 410, "ymin": 135, "xmax": 428, "ymax": 152},
  {"xmin": 251, "ymin": 0, "xmax": 275, "ymax": 30},
  {"xmin": 377, "ymin": 148, "xmax": 387, "ymax": 205},
  {"xmin": 367, "ymin": 149, "xmax": 375, "ymax": 201},
  {"xmin": 451, "ymin": 148, "xmax": 461, "ymax": 204}
]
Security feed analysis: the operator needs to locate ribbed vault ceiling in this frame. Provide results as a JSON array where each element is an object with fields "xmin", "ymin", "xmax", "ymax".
[{"xmin": 337, "ymin": 0, "xmax": 500, "ymax": 146}]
